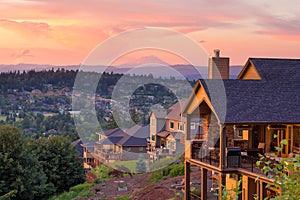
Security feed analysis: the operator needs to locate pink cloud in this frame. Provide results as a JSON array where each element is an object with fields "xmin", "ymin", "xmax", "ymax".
[
  {"xmin": 1, "ymin": 0, "xmax": 300, "ymax": 65},
  {"xmin": 0, "ymin": 19, "xmax": 51, "ymax": 39},
  {"xmin": 12, "ymin": 49, "xmax": 34, "ymax": 59}
]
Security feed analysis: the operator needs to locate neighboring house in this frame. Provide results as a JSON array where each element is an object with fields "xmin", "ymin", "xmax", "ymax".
[
  {"xmin": 81, "ymin": 140, "xmax": 96, "ymax": 169},
  {"xmin": 183, "ymin": 51, "xmax": 300, "ymax": 199},
  {"xmin": 148, "ymin": 101, "xmax": 186, "ymax": 161},
  {"xmin": 72, "ymin": 139, "xmax": 96, "ymax": 169},
  {"xmin": 94, "ymin": 125, "xmax": 149, "ymax": 164},
  {"xmin": 72, "ymin": 139, "xmax": 84, "ymax": 160}
]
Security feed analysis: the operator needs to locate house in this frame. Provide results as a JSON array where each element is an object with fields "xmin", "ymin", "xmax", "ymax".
[
  {"xmin": 81, "ymin": 140, "xmax": 96, "ymax": 169},
  {"xmin": 183, "ymin": 51, "xmax": 300, "ymax": 199},
  {"xmin": 72, "ymin": 139, "xmax": 97, "ymax": 169},
  {"xmin": 72, "ymin": 139, "xmax": 84, "ymax": 160},
  {"xmin": 148, "ymin": 101, "xmax": 186, "ymax": 161},
  {"xmin": 94, "ymin": 125, "xmax": 149, "ymax": 164}
]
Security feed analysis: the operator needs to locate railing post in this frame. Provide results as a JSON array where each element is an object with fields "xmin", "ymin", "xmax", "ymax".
[{"xmin": 201, "ymin": 168, "xmax": 208, "ymax": 200}]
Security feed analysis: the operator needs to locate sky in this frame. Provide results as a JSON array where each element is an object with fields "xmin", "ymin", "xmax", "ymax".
[{"xmin": 0, "ymin": 0, "xmax": 300, "ymax": 66}]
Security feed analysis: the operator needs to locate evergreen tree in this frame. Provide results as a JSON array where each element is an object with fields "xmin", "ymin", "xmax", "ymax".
[
  {"xmin": 0, "ymin": 125, "xmax": 49, "ymax": 200},
  {"xmin": 29, "ymin": 136, "xmax": 86, "ymax": 193}
]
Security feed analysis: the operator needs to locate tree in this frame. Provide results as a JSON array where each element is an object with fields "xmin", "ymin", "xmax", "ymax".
[
  {"xmin": 257, "ymin": 139, "xmax": 300, "ymax": 200},
  {"xmin": 218, "ymin": 179, "xmax": 242, "ymax": 200},
  {"xmin": 0, "ymin": 125, "xmax": 48, "ymax": 200},
  {"xmin": 29, "ymin": 136, "xmax": 86, "ymax": 193}
]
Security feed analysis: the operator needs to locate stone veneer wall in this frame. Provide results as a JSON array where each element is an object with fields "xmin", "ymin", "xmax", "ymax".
[
  {"xmin": 206, "ymin": 113, "xmax": 220, "ymax": 147},
  {"xmin": 225, "ymin": 125, "xmax": 235, "ymax": 148}
]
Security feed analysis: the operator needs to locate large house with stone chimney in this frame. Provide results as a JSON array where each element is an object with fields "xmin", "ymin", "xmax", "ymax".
[{"xmin": 183, "ymin": 50, "xmax": 300, "ymax": 199}]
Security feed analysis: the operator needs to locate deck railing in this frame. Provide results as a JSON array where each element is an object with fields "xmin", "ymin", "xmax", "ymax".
[
  {"xmin": 191, "ymin": 140, "xmax": 220, "ymax": 167},
  {"xmin": 94, "ymin": 148, "xmax": 122, "ymax": 162}
]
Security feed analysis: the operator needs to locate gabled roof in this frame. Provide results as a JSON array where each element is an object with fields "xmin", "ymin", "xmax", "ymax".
[
  {"xmin": 201, "ymin": 79, "xmax": 300, "ymax": 123},
  {"xmin": 166, "ymin": 100, "xmax": 187, "ymax": 121},
  {"xmin": 97, "ymin": 128, "xmax": 120, "ymax": 137},
  {"xmin": 240, "ymin": 58, "xmax": 300, "ymax": 81},
  {"xmin": 150, "ymin": 109, "xmax": 167, "ymax": 119},
  {"xmin": 150, "ymin": 99, "xmax": 187, "ymax": 122},
  {"xmin": 97, "ymin": 137, "xmax": 123, "ymax": 145},
  {"xmin": 81, "ymin": 140, "xmax": 97, "ymax": 152},
  {"xmin": 117, "ymin": 125, "xmax": 148, "ymax": 146},
  {"xmin": 72, "ymin": 139, "xmax": 84, "ymax": 158},
  {"xmin": 97, "ymin": 125, "xmax": 149, "ymax": 147},
  {"xmin": 157, "ymin": 131, "xmax": 170, "ymax": 138},
  {"xmin": 185, "ymin": 58, "xmax": 300, "ymax": 124},
  {"xmin": 169, "ymin": 132, "xmax": 182, "ymax": 140}
]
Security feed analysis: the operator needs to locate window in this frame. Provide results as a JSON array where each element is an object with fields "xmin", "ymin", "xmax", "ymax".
[
  {"xmin": 234, "ymin": 126, "xmax": 249, "ymax": 140},
  {"xmin": 151, "ymin": 134, "xmax": 155, "ymax": 141},
  {"xmin": 178, "ymin": 123, "xmax": 184, "ymax": 131},
  {"xmin": 168, "ymin": 141, "xmax": 175, "ymax": 150},
  {"xmin": 191, "ymin": 123, "xmax": 196, "ymax": 130},
  {"xmin": 170, "ymin": 122, "xmax": 174, "ymax": 129}
]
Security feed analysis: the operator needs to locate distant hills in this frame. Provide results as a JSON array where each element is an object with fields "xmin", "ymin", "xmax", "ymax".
[{"xmin": 0, "ymin": 64, "xmax": 243, "ymax": 80}]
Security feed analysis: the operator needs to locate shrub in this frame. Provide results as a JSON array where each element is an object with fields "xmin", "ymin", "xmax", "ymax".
[
  {"xmin": 148, "ymin": 170, "xmax": 164, "ymax": 183},
  {"xmin": 80, "ymin": 191, "xmax": 94, "ymax": 198},
  {"xmin": 162, "ymin": 165, "xmax": 173, "ymax": 176},
  {"xmin": 91, "ymin": 165, "xmax": 112, "ymax": 179},
  {"xmin": 169, "ymin": 164, "xmax": 184, "ymax": 177},
  {"xmin": 93, "ymin": 178, "xmax": 101, "ymax": 184},
  {"xmin": 69, "ymin": 183, "xmax": 93, "ymax": 193},
  {"xmin": 116, "ymin": 194, "xmax": 131, "ymax": 200}
]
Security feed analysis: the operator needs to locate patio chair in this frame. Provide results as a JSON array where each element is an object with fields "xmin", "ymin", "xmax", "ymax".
[{"xmin": 258, "ymin": 142, "xmax": 265, "ymax": 155}]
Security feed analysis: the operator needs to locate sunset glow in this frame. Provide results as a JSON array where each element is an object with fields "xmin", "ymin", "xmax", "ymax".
[{"xmin": 1, "ymin": 0, "xmax": 300, "ymax": 66}]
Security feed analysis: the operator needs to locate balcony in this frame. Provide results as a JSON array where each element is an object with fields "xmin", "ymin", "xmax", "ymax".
[
  {"xmin": 94, "ymin": 148, "xmax": 122, "ymax": 163},
  {"xmin": 191, "ymin": 140, "xmax": 220, "ymax": 168},
  {"xmin": 148, "ymin": 147, "xmax": 177, "ymax": 161}
]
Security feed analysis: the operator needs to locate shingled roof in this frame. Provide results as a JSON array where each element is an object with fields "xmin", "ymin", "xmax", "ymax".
[
  {"xmin": 166, "ymin": 99, "xmax": 187, "ymax": 121},
  {"xmin": 97, "ymin": 125, "xmax": 148, "ymax": 147},
  {"xmin": 199, "ymin": 58, "xmax": 300, "ymax": 124},
  {"xmin": 247, "ymin": 58, "xmax": 300, "ymax": 81},
  {"xmin": 117, "ymin": 125, "xmax": 148, "ymax": 147}
]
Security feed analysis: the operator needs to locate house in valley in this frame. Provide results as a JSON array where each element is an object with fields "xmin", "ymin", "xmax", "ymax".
[
  {"xmin": 183, "ymin": 50, "xmax": 300, "ymax": 199},
  {"xmin": 148, "ymin": 101, "xmax": 186, "ymax": 161},
  {"xmin": 93, "ymin": 125, "xmax": 149, "ymax": 164}
]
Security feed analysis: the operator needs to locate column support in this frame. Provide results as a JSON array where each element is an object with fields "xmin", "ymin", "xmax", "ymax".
[
  {"xmin": 219, "ymin": 124, "xmax": 226, "ymax": 170},
  {"xmin": 218, "ymin": 172, "xmax": 226, "ymax": 199},
  {"xmin": 184, "ymin": 161, "xmax": 191, "ymax": 200},
  {"xmin": 201, "ymin": 168, "xmax": 208, "ymax": 200}
]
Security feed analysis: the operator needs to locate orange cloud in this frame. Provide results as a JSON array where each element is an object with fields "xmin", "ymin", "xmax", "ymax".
[
  {"xmin": 0, "ymin": 19, "xmax": 51, "ymax": 39},
  {"xmin": 0, "ymin": 0, "xmax": 300, "ymax": 66}
]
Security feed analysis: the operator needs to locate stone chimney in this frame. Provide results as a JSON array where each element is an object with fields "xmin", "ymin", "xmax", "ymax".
[{"xmin": 208, "ymin": 49, "xmax": 230, "ymax": 79}]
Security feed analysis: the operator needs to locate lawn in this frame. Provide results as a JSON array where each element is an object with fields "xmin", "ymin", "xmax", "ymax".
[
  {"xmin": 109, "ymin": 160, "xmax": 139, "ymax": 173},
  {"xmin": 0, "ymin": 115, "xmax": 6, "ymax": 121},
  {"xmin": 0, "ymin": 115, "xmax": 21, "ymax": 122}
]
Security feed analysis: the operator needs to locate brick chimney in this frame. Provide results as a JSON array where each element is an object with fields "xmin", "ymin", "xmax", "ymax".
[{"xmin": 208, "ymin": 49, "xmax": 230, "ymax": 79}]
